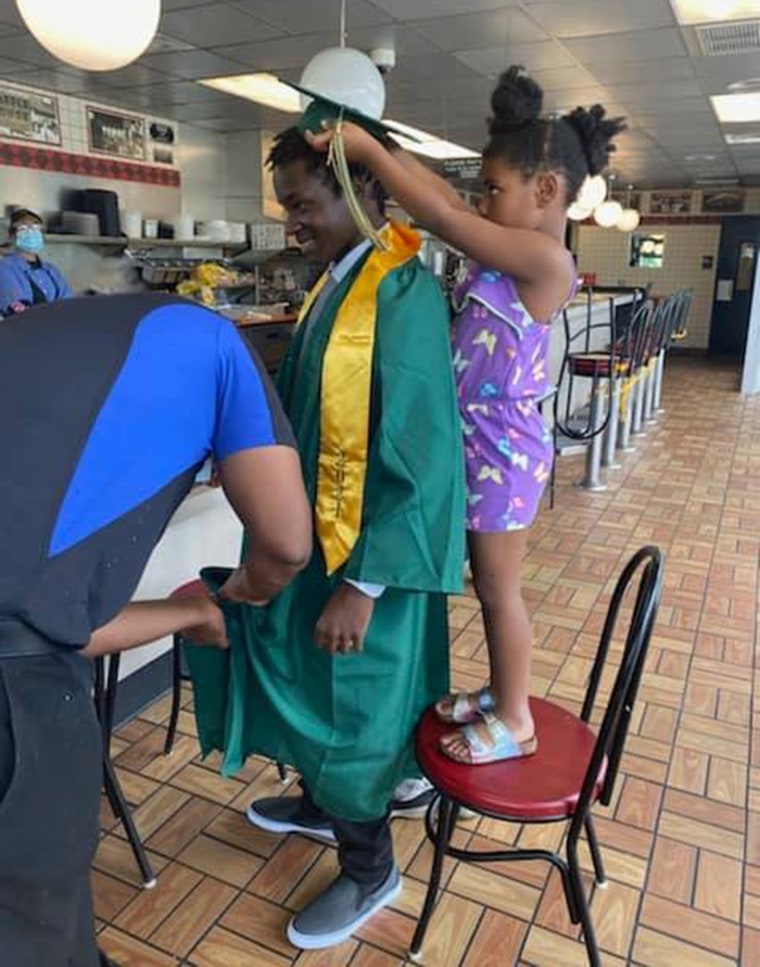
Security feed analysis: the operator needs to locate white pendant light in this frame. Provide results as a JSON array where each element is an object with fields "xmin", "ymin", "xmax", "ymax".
[
  {"xmin": 617, "ymin": 208, "xmax": 641, "ymax": 232},
  {"xmin": 568, "ymin": 201, "xmax": 592, "ymax": 221},
  {"xmin": 577, "ymin": 175, "xmax": 607, "ymax": 211},
  {"xmin": 16, "ymin": 0, "xmax": 161, "ymax": 72},
  {"xmin": 594, "ymin": 199, "xmax": 624, "ymax": 228}
]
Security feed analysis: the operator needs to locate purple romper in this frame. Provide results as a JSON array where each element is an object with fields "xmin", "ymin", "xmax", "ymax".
[{"xmin": 452, "ymin": 266, "xmax": 570, "ymax": 533}]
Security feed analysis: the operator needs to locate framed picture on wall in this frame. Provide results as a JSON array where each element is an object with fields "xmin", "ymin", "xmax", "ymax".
[
  {"xmin": 649, "ymin": 190, "xmax": 692, "ymax": 215},
  {"xmin": 702, "ymin": 188, "xmax": 745, "ymax": 214},
  {"xmin": 0, "ymin": 83, "xmax": 60, "ymax": 145},
  {"xmin": 87, "ymin": 107, "xmax": 145, "ymax": 160}
]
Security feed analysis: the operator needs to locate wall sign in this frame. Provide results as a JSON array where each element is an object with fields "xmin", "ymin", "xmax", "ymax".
[
  {"xmin": 649, "ymin": 191, "xmax": 692, "ymax": 216},
  {"xmin": 0, "ymin": 83, "xmax": 60, "ymax": 145},
  {"xmin": 88, "ymin": 106, "xmax": 146, "ymax": 161}
]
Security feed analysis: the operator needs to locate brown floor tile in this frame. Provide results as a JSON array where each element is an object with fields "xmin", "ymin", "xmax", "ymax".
[
  {"xmin": 177, "ymin": 833, "xmax": 262, "ymax": 887},
  {"xmin": 647, "ymin": 837, "xmax": 696, "ymax": 904},
  {"xmin": 221, "ymin": 892, "xmax": 295, "ymax": 957},
  {"xmin": 406, "ymin": 892, "xmax": 481, "ymax": 967},
  {"xmin": 663, "ymin": 787, "xmax": 746, "ymax": 833},
  {"xmin": 462, "ymin": 910, "xmax": 527, "ymax": 967},
  {"xmin": 91, "ymin": 869, "xmax": 139, "ymax": 922},
  {"xmin": 707, "ymin": 756, "xmax": 749, "ymax": 807},
  {"xmin": 615, "ymin": 777, "xmax": 663, "ymax": 831},
  {"xmin": 98, "ymin": 927, "xmax": 179, "ymax": 966},
  {"xmin": 669, "ymin": 746, "xmax": 709, "ymax": 795},
  {"xmin": 146, "ymin": 797, "xmax": 222, "ymax": 858},
  {"xmin": 639, "ymin": 894, "xmax": 740, "ymax": 958},
  {"xmin": 247, "ymin": 836, "xmax": 324, "ymax": 904},
  {"xmin": 695, "ymin": 851, "xmax": 743, "ymax": 922},
  {"xmin": 114, "ymin": 862, "xmax": 202, "ymax": 937},
  {"xmin": 188, "ymin": 925, "xmax": 291, "ymax": 966},
  {"xmin": 151, "ymin": 876, "xmax": 238, "ymax": 958}
]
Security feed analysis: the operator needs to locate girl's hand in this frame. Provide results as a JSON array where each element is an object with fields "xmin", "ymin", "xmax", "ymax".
[{"xmin": 305, "ymin": 121, "xmax": 376, "ymax": 164}]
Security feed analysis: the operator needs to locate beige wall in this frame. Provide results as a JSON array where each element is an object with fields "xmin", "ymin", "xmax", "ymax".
[{"xmin": 576, "ymin": 222, "xmax": 722, "ymax": 349}]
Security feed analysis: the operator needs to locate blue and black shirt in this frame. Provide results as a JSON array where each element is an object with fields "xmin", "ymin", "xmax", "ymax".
[{"xmin": 0, "ymin": 293, "xmax": 294, "ymax": 647}]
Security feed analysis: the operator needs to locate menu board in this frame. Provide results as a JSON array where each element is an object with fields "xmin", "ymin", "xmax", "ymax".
[
  {"xmin": 88, "ymin": 106, "xmax": 146, "ymax": 160},
  {"xmin": 0, "ymin": 83, "xmax": 60, "ymax": 144}
]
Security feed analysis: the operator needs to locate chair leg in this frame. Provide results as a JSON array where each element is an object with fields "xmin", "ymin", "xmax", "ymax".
[
  {"xmin": 277, "ymin": 761, "xmax": 288, "ymax": 783},
  {"xmin": 617, "ymin": 382, "xmax": 635, "ymax": 453},
  {"xmin": 410, "ymin": 796, "xmax": 454, "ymax": 960},
  {"xmin": 654, "ymin": 350, "xmax": 666, "ymax": 413},
  {"xmin": 576, "ymin": 381, "xmax": 607, "ymax": 493},
  {"xmin": 601, "ymin": 379, "xmax": 621, "ymax": 470},
  {"xmin": 631, "ymin": 373, "xmax": 646, "ymax": 437},
  {"xmin": 585, "ymin": 816, "xmax": 607, "ymax": 888},
  {"xmin": 164, "ymin": 634, "xmax": 183, "ymax": 755},
  {"xmin": 567, "ymin": 837, "xmax": 602, "ymax": 967},
  {"xmin": 103, "ymin": 751, "xmax": 157, "ymax": 889}
]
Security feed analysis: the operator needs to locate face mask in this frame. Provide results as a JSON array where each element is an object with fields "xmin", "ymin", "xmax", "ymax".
[{"xmin": 15, "ymin": 226, "xmax": 45, "ymax": 255}]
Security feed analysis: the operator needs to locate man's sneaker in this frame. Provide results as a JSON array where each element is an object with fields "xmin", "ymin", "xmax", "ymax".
[
  {"xmin": 287, "ymin": 865, "xmax": 402, "ymax": 950},
  {"xmin": 390, "ymin": 777, "xmax": 436, "ymax": 819},
  {"xmin": 246, "ymin": 795, "xmax": 336, "ymax": 843}
]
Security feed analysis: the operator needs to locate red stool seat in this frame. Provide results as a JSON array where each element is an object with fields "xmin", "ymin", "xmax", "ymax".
[
  {"xmin": 568, "ymin": 352, "xmax": 629, "ymax": 379},
  {"xmin": 169, "ymin": 578, "xmax": 207, "ymax": 600},
  {"xmin": 416, "ymin": 697, "xmax": 605, "ymax": 821}
]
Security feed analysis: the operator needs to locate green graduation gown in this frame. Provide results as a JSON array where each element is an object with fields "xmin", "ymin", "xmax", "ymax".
[{"xmin": 187, "ymin": 245, "xmax": 465, "ymax": 822}]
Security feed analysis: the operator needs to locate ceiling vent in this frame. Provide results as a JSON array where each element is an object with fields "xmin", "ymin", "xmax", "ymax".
[{"xmin": 696, "ymin": 20, "xmax": 760, "ymax": 55}]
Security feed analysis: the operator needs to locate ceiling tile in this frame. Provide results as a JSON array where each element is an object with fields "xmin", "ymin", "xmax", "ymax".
[
  {"xmin": 412, "ymin": 8, "xmax": 547, "ymax": 52},
  {"xmin": 456, "ymin": 40, "xmax": 575, "ymax": 76},
  {"xmin": 528, "ymin": 65, "xmax": 600, "ymax": 90},
  {"xmin": 190, "ymin": 116, "xmax": 258, "ymax": 132},
  {"xmin": 161, "ymin": 3, "xmax": 284, "ymax": 48},
  {"xmin": 227, "ymin": 0, "xmax": 393, "ymax": 34},
  {"xmin": 589, "ymin": 58, "xmax": 696, "ymax": 86},
  {"xmin": 562, "ymin": 28, "xmax": 687, "ymax": 64},
  {"xmin": 523, "ymin": 0, "xmax": 675, "ymax": 38},
  {"xmin": 94, "ymin": 64, "xmax": 172, "ymax": 89},
  {"xmin": 372, "ymin": 0, "xmax": 521, "ymax": 19},
  {"xmin": 142, "ymin": 48, "xmax": 247, "ymax": 79},
  {"xmin": 162, "ymin": 0, "xmax": 211, "ymax": 8}
]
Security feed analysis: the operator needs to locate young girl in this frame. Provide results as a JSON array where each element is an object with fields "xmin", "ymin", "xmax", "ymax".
[{"xmin": 308, "ymin": 66, "xmax": 625, "ymax": 765}]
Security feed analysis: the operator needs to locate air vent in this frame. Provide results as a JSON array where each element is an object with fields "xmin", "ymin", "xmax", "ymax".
[
  {"xmin": 725, "ymin": 131, "xmax": 760, "ymax": 144},
  {"xmin": 696, "ymin": 20, "xmax": 760, "ymax": 56}
]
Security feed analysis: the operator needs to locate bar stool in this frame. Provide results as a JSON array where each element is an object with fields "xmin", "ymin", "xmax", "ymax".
[
  {"xmin": 164, "ymin": 577, "xmax": 289, "ymax": 783},
  {"xmin": 554, "ymin": 289, "xmax": 617, "ymax": 493},
  {"xmin": 653, "ymin": 289, "xmax": 691, "ymax": 415},
  {"xmin": 618, "ymin": 300, "xmax": 656, "ymax": 448},
  {"xmin": 94, "ymin": 655, "xmax": 157, "ymax": 888}
]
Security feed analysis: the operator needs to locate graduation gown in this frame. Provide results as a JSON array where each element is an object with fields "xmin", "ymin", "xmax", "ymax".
[{"xmin": 186, "ymin": 232, "xmax": 466, "ymax": 822}]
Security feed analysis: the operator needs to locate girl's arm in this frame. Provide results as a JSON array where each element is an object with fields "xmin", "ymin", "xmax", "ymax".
[{"xmin": 310, "ymin": 125, "xmax": 571, "ymax": 293}]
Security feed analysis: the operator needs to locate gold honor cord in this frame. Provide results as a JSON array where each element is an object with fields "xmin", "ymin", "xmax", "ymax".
[{"xmin": 328, "ymin": 117, "xmax": 389, "ymax": 252}]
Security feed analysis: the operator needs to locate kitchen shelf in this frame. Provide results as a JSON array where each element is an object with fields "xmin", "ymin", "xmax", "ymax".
[{"xmin": 45, "ymin": 235, "xmax": 249, "ymax": 252}]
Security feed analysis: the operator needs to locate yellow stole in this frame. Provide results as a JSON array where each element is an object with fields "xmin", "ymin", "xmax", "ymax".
[{"xmin": 297, "ymin": 222, "xmax": 421, "ymax": 575}]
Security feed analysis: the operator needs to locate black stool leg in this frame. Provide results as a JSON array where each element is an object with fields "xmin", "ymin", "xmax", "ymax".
[
  {"xmin": 276, "ymin": 761, "xmax": 288, "ymax": 783},
  {"xmin": 567, "ymin": 834, "xmax": 601, "ymax": 967},
  {"xmin": 585, "ymin": 815, "xmax": 607, "ymax": 887},
  {"xmin": 103, "ymin": 752, "xmax": 157, "ymax": 889},
  {"xmin": 164, "ymin": 633, "xmax": 183, "ymax": 755},
  {"xmin": 410, "ymin": 795, "xmax": 454, "ymax": 960}
]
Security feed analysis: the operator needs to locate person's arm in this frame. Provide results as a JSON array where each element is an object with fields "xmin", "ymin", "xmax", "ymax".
[
  {"xmin": 208, "ymin": 321, "xmax": 312, "ymax": 605},
  {"xmin": 308, "ymin": 124, "xmax": 570, "ymax": 289},
  {"xmin": 82, "ymin": 594, "xmax": 225, "ymax": 658},
  {"xmin": 390, "ymin": 144, "xmax": 470, "ymax": 214},
  {"xmin": 216, "ymin": 446, "xmax": 312, "ymax": 604},
  {"xmin": 48, "ymin": 263, "xmax": 72, "ymax": 299},
  {"xmin": 0, "ymin": 261, "xmax": 25, "ymax": 315}
]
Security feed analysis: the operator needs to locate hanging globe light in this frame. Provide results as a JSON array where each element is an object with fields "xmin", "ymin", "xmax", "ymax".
[
  {"xmin": 16, "ymin": 0, "xmax": 161, "ymax": 72},
  {"xmin": 576, "ymin": 175, "xmax": 607, "ymax": 211},
  {"xmin": 568, "ymin": 201, "xmax": 592, "ymax": 221},
  {"xmin": 594, "ymin": 199, "xmax": 624, "ymax": 228},
  {"xmin": 617, "ymin": 207, "xmax": 641, "ymax": 232},
  {"xmin": 298, "ymin": 46, "xmax": 386, "ymax": 119}
]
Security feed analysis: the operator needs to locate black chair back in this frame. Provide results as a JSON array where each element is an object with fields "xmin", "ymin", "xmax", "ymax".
[{"xmin": 572, "ymin": 546, "xmax": 664, "ymax": 832}]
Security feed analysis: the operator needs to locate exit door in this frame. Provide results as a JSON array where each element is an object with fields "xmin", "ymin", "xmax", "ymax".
[{"xmin": 710, "ymin": 217, "xmax": 760, "ymax": 357}]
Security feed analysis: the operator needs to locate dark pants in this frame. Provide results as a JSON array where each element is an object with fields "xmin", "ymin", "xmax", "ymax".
[
  {"xmin": 0, "ymin": 650, "xmax": 102, "ymax": 967},
  {"xmin": 301, "ymin": 784, "xmax": 394, "ymax": 890}
]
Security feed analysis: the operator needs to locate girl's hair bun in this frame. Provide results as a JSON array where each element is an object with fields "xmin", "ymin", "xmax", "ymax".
[{"xmin": 489, "ymin": 65, "xmax": 542, "ymax": 137}]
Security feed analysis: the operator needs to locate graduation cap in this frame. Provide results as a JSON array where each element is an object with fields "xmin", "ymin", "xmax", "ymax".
[{"xmin": 288, "ymin": 80, "xmax": 392, "ymax": 144}]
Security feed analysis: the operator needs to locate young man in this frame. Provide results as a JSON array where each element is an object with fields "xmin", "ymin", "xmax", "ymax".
[
  {"xmin": 0, "ymin": 293, "xmax": 311, "ymax": 966},
  {"xmin": 187, "ymin": 126, "xmax": 465, "ymax": 950},
  {"xmin": 0, "ymin": 208, "xmax": 71, "ymax": 315}
]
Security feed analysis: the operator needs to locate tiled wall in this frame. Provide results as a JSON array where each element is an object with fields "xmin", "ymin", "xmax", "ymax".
[{"xmin": 576, "ymin": 222, "xmax": 722, "ymax": 349}]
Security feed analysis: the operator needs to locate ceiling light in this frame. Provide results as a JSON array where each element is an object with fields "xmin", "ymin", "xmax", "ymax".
[
  {"xmin": 725, "ymin": 130, "xmax": 760, "ymax": 141},
  {"xmin": 200, "ymin": 74, "xmax": 301, "ymax": 112},
  {"xmin": 671, "ymin": 0, "xmax": 760, "ymax": 25},
  {"xmin": 727, "ymin": 77, "xmax": 760, "ymax": 91},
  {"xmin": 594, "ymin": 200, "xmax": 624, "ymax": 228},
  {"xmin": 568, "ymin": 202, "xmax": 592, "ymax": 221},
  {"xmin": 617, "ymin": 208, "xmax": 641, "ymax": 232},
  {"xmin": 386, "ymin": 119, "xmax": 480, "ymax": 161},
  {"xmin": 684, "ymin": 153, "xmax": 718, "ymax": 161},
  {"xmin": 695, "ymin": 175, "xmax": 740, "ymax": 184},
  {"xmin": 712, "ymin": 91, "xmax": 760, "ymax": 121},
  {"xmin": 16, "ymin": 0, "xmax": 160, "ymax": 71},
  {"xmin": 576, "ymin": 175, "xmax": 607, "ymax": 210}
]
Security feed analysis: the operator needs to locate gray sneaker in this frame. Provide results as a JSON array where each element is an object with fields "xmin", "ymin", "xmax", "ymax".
[
  {"xmin": 287, "ymin": 865, "xmax": 402, "ymax": 950},
  {"xmin": 246, "ymin": 796, "xmax": 336, "ymax": 843}
]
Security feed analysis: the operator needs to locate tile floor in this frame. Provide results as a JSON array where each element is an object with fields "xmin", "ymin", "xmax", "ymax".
[{"xmin": 95, "ymin": 357, "xmax": 758, "ymax": 967}]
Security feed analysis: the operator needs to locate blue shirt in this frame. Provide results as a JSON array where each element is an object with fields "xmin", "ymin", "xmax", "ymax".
[
  {"xmin": 0, "ymin": 293, "xmax": 294, "ymax": 646},
  {"xmin": 0, "ymin": 252, "xmax": 72, "ymax": 314}
]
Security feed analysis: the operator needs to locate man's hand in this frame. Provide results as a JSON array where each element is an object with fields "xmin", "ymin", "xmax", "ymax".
[
  {"xmin": 315, "ymin": 583, "xmax": 374, "ymax": 655},
  {"xmin": 183, "ymin": 596, "xmax": 229, "ymax": 649}
]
